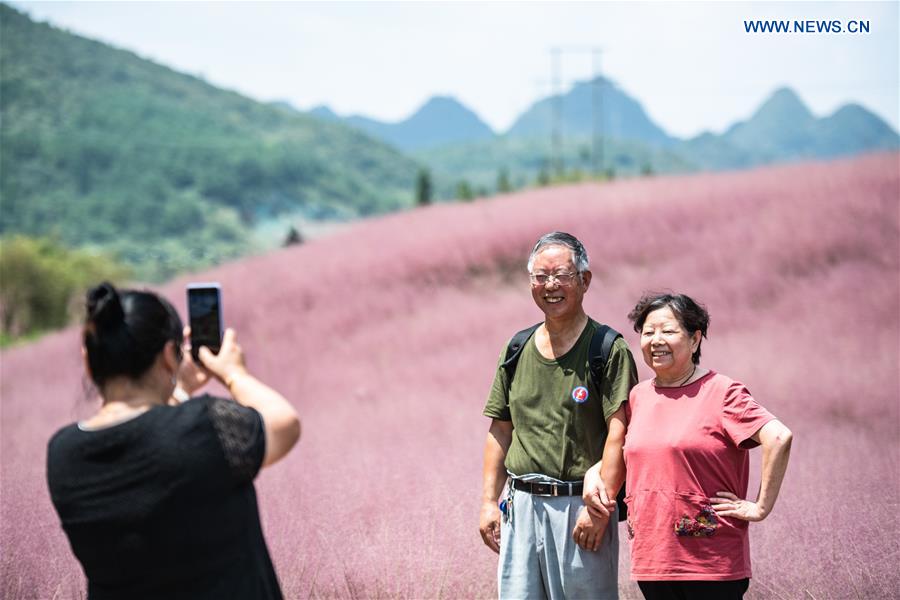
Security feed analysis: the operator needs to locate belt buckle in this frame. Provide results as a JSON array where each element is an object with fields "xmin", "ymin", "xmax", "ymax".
[
  {"xmin": 529, "ymin": 481, "xmax": 570, "ymax": 496},
  {"xmin": 533, "ymin": 482, "xmax": 551, "ymax": 496}
]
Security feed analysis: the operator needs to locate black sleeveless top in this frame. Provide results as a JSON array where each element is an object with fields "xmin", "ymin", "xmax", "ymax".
[{"xmin": 46, "ymin": 395, "xmax": 282, "ymax": 599}]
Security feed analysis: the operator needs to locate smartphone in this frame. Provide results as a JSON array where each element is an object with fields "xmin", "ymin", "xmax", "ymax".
[{"xmin": 186, "ymin": 283, "xmax": 223, "ymax": 362}]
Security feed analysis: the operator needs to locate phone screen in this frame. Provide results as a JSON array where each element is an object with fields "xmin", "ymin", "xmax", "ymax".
[{"xmin": 187, "ymin": 284, "xmax": 222, "ymax": 361}]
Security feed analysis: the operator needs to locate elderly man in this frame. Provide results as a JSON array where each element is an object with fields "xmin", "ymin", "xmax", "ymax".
[{"xmin": 479, "ymin": 231, "xmax": 637, "ymax": 599}]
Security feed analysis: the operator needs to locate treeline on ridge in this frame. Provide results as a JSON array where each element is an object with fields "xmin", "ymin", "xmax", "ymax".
[{"xmin": 0, "ymin": 4, "xmax": 419, "ymax": 283}]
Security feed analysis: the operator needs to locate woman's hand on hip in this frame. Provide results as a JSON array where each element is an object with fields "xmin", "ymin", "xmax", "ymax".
[{"xmin": 709, "ymin": 491, "xmax": 768, "ymax": 522}]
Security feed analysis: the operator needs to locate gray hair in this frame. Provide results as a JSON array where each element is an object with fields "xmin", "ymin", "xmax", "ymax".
[{"xmin": 526, "ymin": 231, "xmax": 590, "ymax": 273}]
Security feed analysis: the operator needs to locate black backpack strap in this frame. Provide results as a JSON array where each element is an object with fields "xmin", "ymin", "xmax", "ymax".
[
  {"xmin": 588, "ymin": 323, "xmax": 621, "ymax": 384},
  {"xmin": 501, "ymin": 322, "xmax": 542, "ymax": 379},
  {"xmin": 587, "ymin": 323, "xmax": 629, "ymax": 522}
]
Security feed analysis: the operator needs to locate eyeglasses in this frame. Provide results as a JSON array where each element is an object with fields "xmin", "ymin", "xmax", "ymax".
[{"xmin": 529, "ymin": 271, "xmax": 580, "ymax": 286}]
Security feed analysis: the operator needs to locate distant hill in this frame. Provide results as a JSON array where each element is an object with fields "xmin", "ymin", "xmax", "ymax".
[
  {"xmin": 815, "ymin": 104, "xmax": 900, "ymax": 157},
  {"xmin": 408, "ymin": 77, "xmax": 696, "ymax": 194},
  {"xmin": 308, "ymin": 104, "xmax": 341, "ymax": 121},
  {"xmin": 417, "ymin": 85, "xmax": 899, "ymax": 193},
  {"xmin": 506, "ymin": 76, "xmax": 675, "ymax": 146},
  {"xmin": 678, "ymin": 87, "xmax": 899, "ymax": 169},
  {"xmin": 0, "ymin": 4, "xmax": 419, "ymax": 280},
  {"xmin": 723, "ymin": 87, "xmax": 817, "ymax": 156},
  {"xmin": 312, "ymin": 96, "xmax": 496, "ymax": 151},
  {"xmin": 302, "ymin": 72, "xmax": 896, "ymax": 200},
  {"xmin": 307, "ymin": 79, "xmax": 683, "ymax": 193}
]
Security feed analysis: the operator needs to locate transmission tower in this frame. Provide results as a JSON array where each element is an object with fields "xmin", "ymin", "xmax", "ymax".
[
  {"xmin": 548, "ymin": 45, "xmax": 605, "ymax": 177},
  {"xmin": 551, "ymin": 47, "xmax": 563, "ymax": 177}
]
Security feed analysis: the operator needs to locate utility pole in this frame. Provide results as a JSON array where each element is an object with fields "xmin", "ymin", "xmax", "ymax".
[
  {"xmin": 551, "ymin": 47, "xmax": 563, "ymax": 177},
  {"xmin": 547, "ymin": 45, "xmax": 605, "ymax": 179},
  {"xmin": 591, "ymin": 48, "xmax": 603, "ymax": 177}
]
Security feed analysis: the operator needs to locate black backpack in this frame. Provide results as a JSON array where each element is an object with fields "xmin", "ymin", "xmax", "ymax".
[{"xmin": 501, "ymin": 322, "xmax": 628, "ymax": 522}]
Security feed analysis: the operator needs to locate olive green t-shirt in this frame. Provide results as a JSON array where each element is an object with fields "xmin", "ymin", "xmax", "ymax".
[{"xmin": 483, "ymin": 319, "xmax": 637, "ymax": 481}]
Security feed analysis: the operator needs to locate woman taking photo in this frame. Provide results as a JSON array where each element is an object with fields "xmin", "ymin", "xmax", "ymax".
[
  {"xmin": 46, "ymin": 283, "xmax": 300, "ymax": 599},
  {"xmin": 585, "ymin": 292, "xmax": 793, "ymax": 599}
]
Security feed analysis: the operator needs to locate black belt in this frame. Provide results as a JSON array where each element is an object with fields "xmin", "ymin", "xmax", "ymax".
[{"xmin": 512, "ymin": 479, "xmax": 583, "ymax": 496}]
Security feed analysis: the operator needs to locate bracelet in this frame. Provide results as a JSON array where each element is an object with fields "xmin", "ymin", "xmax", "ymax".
[{"xmin": 172, "ymin": 386, "xmax": 191, "ymax": 403}]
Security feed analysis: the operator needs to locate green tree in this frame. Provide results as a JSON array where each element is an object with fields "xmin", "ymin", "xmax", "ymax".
[
  {"xmin": 0, "ymin": 236, "xmax": 130, "ymax": 343},
  {"xmin": 497, "ymin": 168, "xmax": 512, "ymax": 194},
  {"xmin": 415, "ymin": 168, "xmax": 433, "ymax": 206},
  {"xmin": 283, "ymin": 226, "xmax": 303, "ymax": 247},
  {"xmin": 578, "ymin": 145, "xmax": 591, "ymax": 167},
  {"xmin": 456, "ymin": 179, "xmax": 474, "ymax": 202},
  {"xmin": 567, "ymin": 168, "xmax": 585, "ymax": 182}
]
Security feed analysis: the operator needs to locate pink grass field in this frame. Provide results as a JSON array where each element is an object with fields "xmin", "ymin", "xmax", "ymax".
[{"xmin": 2, "ymin": 153, "xmax": 898, "ymax": 599}]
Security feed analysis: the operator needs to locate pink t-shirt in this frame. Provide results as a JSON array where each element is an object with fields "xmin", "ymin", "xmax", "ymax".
[{"xmin": 623, "ymin": 370, "xmax": 775, "ymax": 581}]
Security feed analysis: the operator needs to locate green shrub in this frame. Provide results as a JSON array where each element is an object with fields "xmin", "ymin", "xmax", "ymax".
[{"xmin": 0, "ymin": 235, "xmax": 130, "ymax": 343}]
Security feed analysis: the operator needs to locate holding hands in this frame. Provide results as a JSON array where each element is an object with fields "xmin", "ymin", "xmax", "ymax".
[
  {"xmin": 575, "ymin": 463, "xmax": 615, "ymax": 551},
  {"xmin": 573, "ymin": 506, "xmax": 609, "ymax": 551},
  {"xmin": 582, "ymin": 462, "xmax": 616, "ymax": 519}
]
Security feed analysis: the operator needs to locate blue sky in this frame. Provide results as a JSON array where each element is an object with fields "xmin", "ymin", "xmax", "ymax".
[{"xmin": 12, "ymin": 1, "xmax": 899, "ymax": 138}]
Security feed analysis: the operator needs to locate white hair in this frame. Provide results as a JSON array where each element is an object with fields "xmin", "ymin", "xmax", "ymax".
[{"xmin": 526, "ymin": 231, "xmax": 589, "ymax": 273}]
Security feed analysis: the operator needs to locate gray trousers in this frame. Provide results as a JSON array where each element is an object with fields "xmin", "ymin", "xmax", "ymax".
[{"xmin": 498, "ymin": 486, "xmax": 619, "ymax": 600}]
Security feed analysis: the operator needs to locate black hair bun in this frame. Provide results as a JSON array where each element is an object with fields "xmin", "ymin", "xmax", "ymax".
[{"xmin": 86, "ymin": 282, "xmax": 125, "ymax": 330}]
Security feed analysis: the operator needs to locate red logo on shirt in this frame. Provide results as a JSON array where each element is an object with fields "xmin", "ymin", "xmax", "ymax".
[{"xmin": 572, "ymin": 386, "xmax": 589, "ymax": 403}]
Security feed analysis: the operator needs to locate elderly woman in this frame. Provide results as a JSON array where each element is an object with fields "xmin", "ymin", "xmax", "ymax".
[
  {"xmin": 46, "ymin": 283, "xmax": 300, "ymax": 599},
  {"xmin": 584, "ymin": 293, "xmax": 792, "ymax": 600}
]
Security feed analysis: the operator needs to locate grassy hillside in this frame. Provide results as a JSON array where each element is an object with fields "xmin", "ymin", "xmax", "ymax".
[
  {"xmin": 0, "ymin": 4, "xmax": 419, "ymax": 280},
  {"xmin": 2, "ymin": 153, "xmax": 897, "ymax": 598}
]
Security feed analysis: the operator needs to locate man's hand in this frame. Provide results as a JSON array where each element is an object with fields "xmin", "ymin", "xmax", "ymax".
[
  {"xmin": 479, "ymin": 500, "xmax": 502, "ymax": 553},
  {"xmin": 582, "ymin": 463, "xmax": 615, "ymax": 519},
  {"xmin": 480, "ymin": 420, "xmax": 511, "ymax": 554},
  {"xmin": 572, "ymin": 505, "xmax": 609, "ymax": 551}
]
